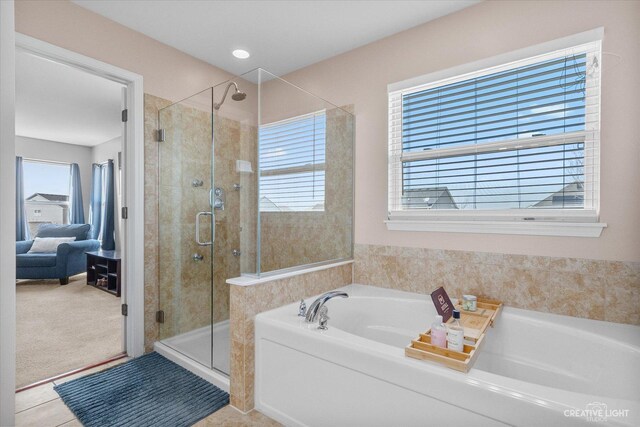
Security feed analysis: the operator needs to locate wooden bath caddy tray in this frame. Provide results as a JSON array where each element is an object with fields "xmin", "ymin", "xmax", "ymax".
[{"xmin": 405, "ymin": 297, "xmax": 503, "ymax": 373}]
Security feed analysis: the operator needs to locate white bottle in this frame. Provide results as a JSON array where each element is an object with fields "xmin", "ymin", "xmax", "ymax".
[
  {"xmin": 430, "ymin": 315, "xmax": 447, "ymax": 348},
  {"xmin": 447, "ymin": 309, "xmax": 464, "ymax": 352}
]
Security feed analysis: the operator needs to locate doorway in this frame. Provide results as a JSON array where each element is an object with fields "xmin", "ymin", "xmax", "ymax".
[
  {"xmin": 1, "ymin": 29, "xmax": 144, "ymax": 422},
  {"xmin": 14, "ymin": 45, "xmax": 127, "ymax": 388}
]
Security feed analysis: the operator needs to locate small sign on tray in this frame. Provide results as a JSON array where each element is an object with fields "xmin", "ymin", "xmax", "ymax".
[{"xmin": 430, "ymin": 286, "xmax": 454, "ymax": 322}]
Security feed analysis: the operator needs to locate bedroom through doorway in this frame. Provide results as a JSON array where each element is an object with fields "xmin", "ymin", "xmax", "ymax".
[{"xmin": 14, "ymin": 46, "xmax": 127, "ymax": 389}]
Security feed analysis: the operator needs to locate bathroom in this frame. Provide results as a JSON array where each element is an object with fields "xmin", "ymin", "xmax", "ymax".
[{"xmin": 1, "ymin": 1, "xmax": 638, "ymax": 426}]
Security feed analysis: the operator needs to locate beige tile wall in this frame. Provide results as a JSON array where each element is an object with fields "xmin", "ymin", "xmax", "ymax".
[
  {"xmin": 212, "ymin": 114, "xmax": 250, "ymax": 323},
  {"xmin": 144, "ymin": 94, "xmax": 251, "ymax": 349},
  {"xmin": 229, "ymin": 263, "xmax": 353, "ymax": 412},
  {"xmin": 143, "ymin": 94, "xmax": 171, "ymax": 351},
  {"xmin": 354, "ymin": 244, "xmax": 640, "ymax": 325},
  {"xmin": 238, "ymin": 121, "xmax": 258, "ymax": 275},
  {"xmin": 259, "ymin": 106, "xmax": 354, "ymax": 272},
  {"xmin": 157, "ymin": 99, "xmax": 213, "ymax": 339},
  {"xmin": 143, "ymin": 95, "xmax": 355, "ymax": 351}
]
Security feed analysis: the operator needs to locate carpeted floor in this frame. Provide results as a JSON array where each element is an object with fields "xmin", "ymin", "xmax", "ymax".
[{"xmin": 16, "ymin": 274, "xmax": 122, "ymax": 388}]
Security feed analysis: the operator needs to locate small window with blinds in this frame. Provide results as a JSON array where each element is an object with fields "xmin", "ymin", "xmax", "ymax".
[
  {"xmin": 259, "ymin": 110, "xmax": 326, "ymax": 212},
  {"xmin": 388, "ymin": 40, "xmax": 601, "ymax": 225}
]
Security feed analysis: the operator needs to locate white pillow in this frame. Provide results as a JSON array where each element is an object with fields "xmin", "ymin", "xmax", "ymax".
[{"xmin": 28, "ymin": 237, "xmax": 76, "ymax": 253}]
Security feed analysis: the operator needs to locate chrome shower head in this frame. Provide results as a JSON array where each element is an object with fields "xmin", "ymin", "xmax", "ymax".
[
  {"xmin": 214, "ymin": 81, "xmax": 246, "ymax": 110},
  {"xmin": 232, "ymin": 91, "xmax": 247, "ymax": 101}
]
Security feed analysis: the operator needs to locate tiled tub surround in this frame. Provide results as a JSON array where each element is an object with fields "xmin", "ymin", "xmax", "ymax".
[
  {"xmin": 228, "ymin": 262, "xmax": 353, "ymax": 412},
  {"xmin": 355, "ymin": 244, "xmax": 640, "ymax": 325}
]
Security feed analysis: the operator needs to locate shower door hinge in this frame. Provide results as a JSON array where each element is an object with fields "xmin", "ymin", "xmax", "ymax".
[
  {"xmin": 157, "ymin": 129, "xmax": 165, "ymax": 142},
  {"xmin": 121, "ymin": 304, "xmax": 128, "ymax": 316},
  {"xmin": 121, "ymin": 207, "xmax": 128, "ymax": 219},
  {"xmin": 156, "ymin": 310, "xmax": 165, "ymax": 323},
  {"xmin": 121, "ymin": 109, "xmax": 128, "ymax": 123}
]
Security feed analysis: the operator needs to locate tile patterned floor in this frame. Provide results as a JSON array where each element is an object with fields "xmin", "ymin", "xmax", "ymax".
[{"xmin": 14, "ymin": 358, "xmax": 279, "ymax": 427}]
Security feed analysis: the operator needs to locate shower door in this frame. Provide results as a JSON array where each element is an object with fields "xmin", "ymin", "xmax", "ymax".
[
  {"xmin": 157, "ymin": 89, "xmax": 219, "ymax": 372},
  {"xmin": 155, "ymin": 73, "xmax": 260, "ymax": 378}
]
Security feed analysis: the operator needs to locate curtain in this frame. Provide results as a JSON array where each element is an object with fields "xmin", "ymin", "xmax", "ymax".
[
  {"xmin": 88, "ymin": 164, "xmax": 103, "ymax": 240},
  {"xmin": 16, "ymin": 156, "xmax": 30, "ymax": 241},
  {"xmin": 100, "ymin": 160, "xmax": 116, "ymax": 250},
  {"xmin": 68, "ymin": 163, "xmax": 85, "ymax": 224},
  {"xmin": 89, "ymin": 160, "xmax": 116, "ymax": 249}
]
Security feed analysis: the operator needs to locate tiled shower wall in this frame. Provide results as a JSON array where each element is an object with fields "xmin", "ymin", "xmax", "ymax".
[
  {"xmin": 354, "ymin": 244, "xmax": 640, "ymax": 325},
  {"xmin": 259, "ymin": 107, "xmax": 354, "ymax": 272},
  {"xmin": 143, "ymin": 94, "xmax": 248, "ymax": 349},
  {"xmin": 143, "ymin": 94, "xmax": 168, "ymax": 351},
  {"xmin": 143, "ymin": 96, "xmax": 355, "ymax": 350},
  {"xmin": 157, "ymin": 98, "xmax": 214, "ymax": 339}
]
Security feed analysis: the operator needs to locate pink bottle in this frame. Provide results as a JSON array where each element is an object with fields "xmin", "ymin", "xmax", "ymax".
[{"xmin": 431, "ymin": 315, "xmax": 447, "ymax": 348}]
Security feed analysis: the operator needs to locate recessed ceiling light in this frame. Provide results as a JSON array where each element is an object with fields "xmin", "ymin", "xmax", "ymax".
[{"xmin": 232, "ymin": 49, "xmax": 250, "ymax": 59}]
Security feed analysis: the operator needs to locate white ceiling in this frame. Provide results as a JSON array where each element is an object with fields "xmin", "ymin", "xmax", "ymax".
[
  {"xmin": 73, "ymin": 0, "xmax": 479, "ymax": 78},
  {"xmin": 16, "ymin": 49, "xmax": 124, "ymax": 146}
]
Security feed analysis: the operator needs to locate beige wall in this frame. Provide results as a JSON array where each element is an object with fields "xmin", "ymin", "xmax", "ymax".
[
  {"xmin": 279, "ymin": 0, "xmax": 640, "ymax": 262},
  {"xmin": 15, "ymin": 0, "xmax": 235, "ymax": 102}
]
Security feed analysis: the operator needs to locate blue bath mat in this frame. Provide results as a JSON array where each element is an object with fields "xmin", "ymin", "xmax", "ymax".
[{"xmin": 54, "ymin": 352, "xmax": 229, "ymax": 427}]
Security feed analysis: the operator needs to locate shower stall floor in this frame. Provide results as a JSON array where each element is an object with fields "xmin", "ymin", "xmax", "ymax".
[{"xmin": 160, "ymin": 320, "xmax": 230, "ymax": 377}]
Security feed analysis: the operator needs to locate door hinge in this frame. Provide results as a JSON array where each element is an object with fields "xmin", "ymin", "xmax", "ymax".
[
  {"xmin": 156, "ymin": 310, "xmax": 165, "ymax": 323},
  {"xmin": 121, "ymin": 206, "xmax": 128, "ymax": 219},
  {"xmin": 121, "ymin": 304, "xmax": 128, "ymax": 316},
  {"xmin": 157, "ymin": 129, "xmax": 165, "ymax": 142},
  {"xmin": 121, "ymin": 109, "xmax": 128, "ymax": 122}
]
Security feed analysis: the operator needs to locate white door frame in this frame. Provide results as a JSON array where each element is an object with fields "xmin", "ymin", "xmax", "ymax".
[
  {"xmin": 0, "ymin": 1, "xmax": 17, "ymax": 424},
  {"xmin": 13, "ymin": 34, "xmax": 146, "ymax": 361},
  {"xmin": 1, "ymin": 24, "xmax": 145, "ymax": 421},
  {"xmin": 14, "ymin": 34, "xmax": 144, "ymax": 352}
]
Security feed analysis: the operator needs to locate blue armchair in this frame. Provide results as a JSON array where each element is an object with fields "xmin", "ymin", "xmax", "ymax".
[{"xmin": 16, "ymin": 224, "xmax": 101, "ymax": 285}]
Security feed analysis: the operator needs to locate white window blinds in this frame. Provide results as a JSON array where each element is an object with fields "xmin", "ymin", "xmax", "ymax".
[
  {"xmin": 259, "ymin": 110, "xmax": 326, "ymax": 212},
  {"xmin": 388, "ymin": 40, "xmax": 601, "ymax": 221}
]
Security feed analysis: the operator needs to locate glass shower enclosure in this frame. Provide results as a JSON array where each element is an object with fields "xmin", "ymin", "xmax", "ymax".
[{"xmin": 156, "ymin": 68, "xmax": 354, "ymax": 381}]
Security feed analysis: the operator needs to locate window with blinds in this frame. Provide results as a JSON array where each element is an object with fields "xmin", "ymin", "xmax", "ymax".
[
  {"xmin": 388, "ymin": 40, "xmax": 601, "ymax": 222},
  {"xmin": 259, "ymin": 110, "xmax": 326, "ymax": 212}
]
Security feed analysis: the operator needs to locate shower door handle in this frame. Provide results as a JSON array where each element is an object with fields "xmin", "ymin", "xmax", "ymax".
[{"xmin": 195, "ymin": 211, "xmax": 214, "ymax": 246}]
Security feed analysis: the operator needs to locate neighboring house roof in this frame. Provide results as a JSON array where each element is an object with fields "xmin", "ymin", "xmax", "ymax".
[
  {"xmin": 402, "ymin": 187, "xmax": 458, "ymax": 209},
  {"xmin": 26, "ymin": 193, "xmax": 69, "ymax": 202},
  {"xmin": 531, "ymin": 182, "xmax": 584, "ymax": 208},
  {"xmin": 259, "ymin": 196, "xmax": 291, "ymax": 211}
]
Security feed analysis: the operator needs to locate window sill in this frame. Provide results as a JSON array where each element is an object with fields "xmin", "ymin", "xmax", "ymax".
[{"xmin": 385, "ymin": 219, "xmax": 607, "ymax": 237}]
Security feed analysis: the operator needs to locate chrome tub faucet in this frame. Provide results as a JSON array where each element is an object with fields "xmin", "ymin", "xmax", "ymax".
[{"xmin": 305, "ymin": 291, "xmax": 349, "ymax": 323}]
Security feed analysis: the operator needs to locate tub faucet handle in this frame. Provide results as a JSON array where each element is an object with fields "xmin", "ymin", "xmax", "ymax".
[
  {"xmin": 317, "ymin": 306, "xmax": 330, "ymax": 330},
  {"xmin": 298, "ymin": 299, "xmax": 307, "ymax": 317}
]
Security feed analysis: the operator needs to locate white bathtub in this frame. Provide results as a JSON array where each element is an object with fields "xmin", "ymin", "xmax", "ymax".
[{"xmin": 255, "ymin": 284, "xmax": 640, "ymax": 426}]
